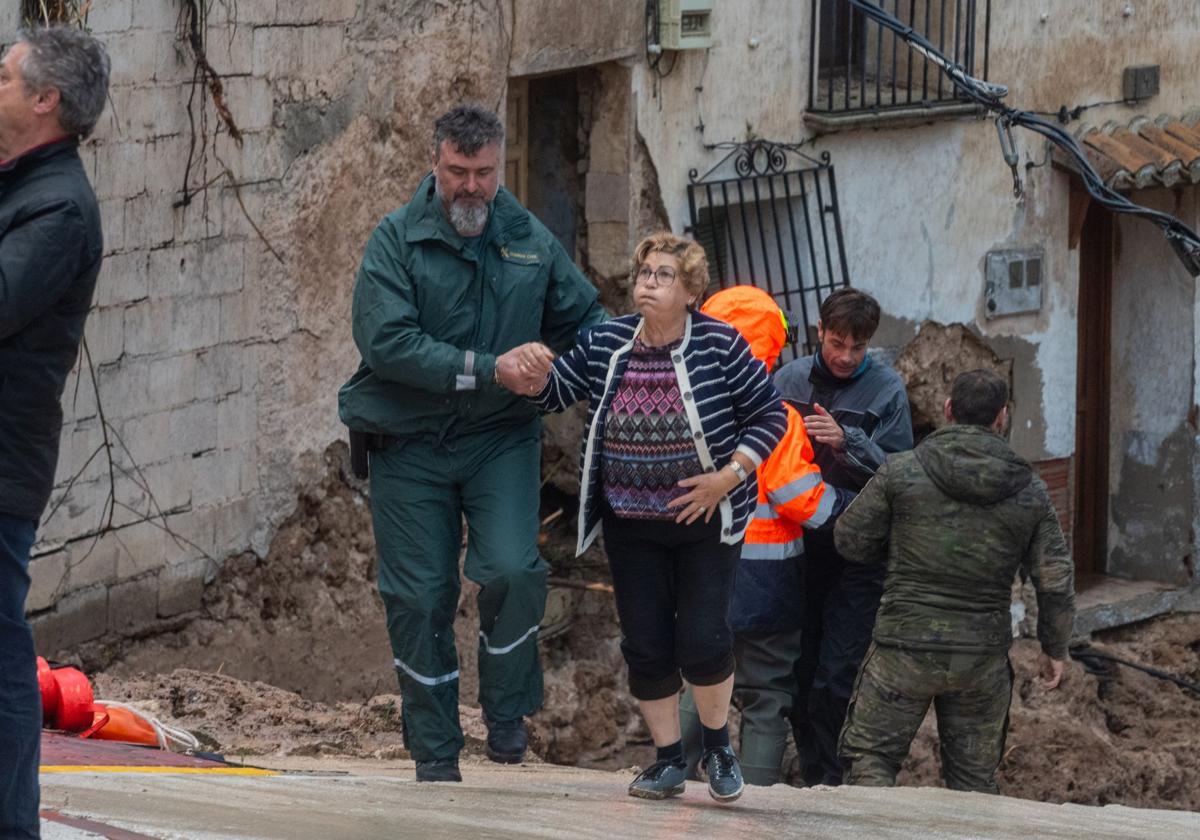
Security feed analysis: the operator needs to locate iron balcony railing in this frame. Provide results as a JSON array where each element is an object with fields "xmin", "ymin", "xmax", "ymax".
[{"xmin": 809, "ymin": 0, "xmax": 992, "ymax": 115}]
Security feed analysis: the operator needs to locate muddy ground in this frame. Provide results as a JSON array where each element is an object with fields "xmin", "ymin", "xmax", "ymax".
[{"xmin": 73, "ymin": 458, "xmax": 1200, "ymax": 811}]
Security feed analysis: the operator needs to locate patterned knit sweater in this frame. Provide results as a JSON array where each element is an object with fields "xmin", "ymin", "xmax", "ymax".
[
  {"xmin": 532, "ymin": 312, "xmax": 787, "ymax": 555},
  {"xmin": 601, "ymin": 337, "xmax": 703, "ymax": 520}
]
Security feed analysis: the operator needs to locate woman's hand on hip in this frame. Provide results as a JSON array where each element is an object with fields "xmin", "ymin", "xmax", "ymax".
[{"xmin": 669, "ymin": 470, "xmax": 739, "ymax": 525}]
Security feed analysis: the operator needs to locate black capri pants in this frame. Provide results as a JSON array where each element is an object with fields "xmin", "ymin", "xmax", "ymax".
[{"xmin": 601, "ymin": 502, "xmax": 741, "ymax": 700}]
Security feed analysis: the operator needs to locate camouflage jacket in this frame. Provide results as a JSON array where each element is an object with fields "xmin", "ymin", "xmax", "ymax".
[{"xmin": 834, "ymin": 424, "xmax": 1076, "ymax": 659}]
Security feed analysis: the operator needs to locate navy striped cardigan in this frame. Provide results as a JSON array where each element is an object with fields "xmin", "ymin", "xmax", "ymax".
[{"xmin": 533, "ymin": 312, "xmax": 788, "ymax": 555}]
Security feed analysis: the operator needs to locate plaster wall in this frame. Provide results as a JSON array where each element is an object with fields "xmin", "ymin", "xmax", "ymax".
[
  {"xmin": 1107, "ymin": 188, "xmax": 1200, "ymax": 585},
  {"xmin": 633, "ymin": 0, "xmax": 1200, "ymax": 468}
]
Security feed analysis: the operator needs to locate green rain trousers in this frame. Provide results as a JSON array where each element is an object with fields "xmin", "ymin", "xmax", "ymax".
[
  {"xmin": 839, "ymin": 642, "xmax": 1013, "ymax": 793},
  {"xmin": 369, "ymin": 420, "xmax": 546, "ymax": 762}
]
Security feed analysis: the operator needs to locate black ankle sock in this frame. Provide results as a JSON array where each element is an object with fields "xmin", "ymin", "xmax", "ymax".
[
  {"xmin": 656, "ymin": 740, "xmax": 685, "ymax": 765},
  {"xmin": 701, "ymin": 723, "xmax": 730, "ymax": 750}
]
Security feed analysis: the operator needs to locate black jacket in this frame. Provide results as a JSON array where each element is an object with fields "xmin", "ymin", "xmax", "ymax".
[
  {"xmin": 0, "ymin": 139, "xmax": 103, "ymax": 521},
  {"xmin": 774, "ymin": 351, "xmax": 913, "ymax": 493}
]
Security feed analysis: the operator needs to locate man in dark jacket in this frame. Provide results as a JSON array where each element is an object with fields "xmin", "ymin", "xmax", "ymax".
[
  {"xmin": 773, "ymin": 289, "xmax": 913, "ymax": 785},
  {"xmin": 338, "ymin": 105, "xmax": 604, "ymax": 783},
  {"xmin": 835, "ymin": 369, "xmax": 1076, "ymax": 792},
  {"xmin": 0, "ymin": 26, "xmax": 110, "ymax": 840}
]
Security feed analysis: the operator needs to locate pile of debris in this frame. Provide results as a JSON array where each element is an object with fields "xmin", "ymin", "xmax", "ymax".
[{"xmin": 77, "ymin": 447, "xmax": 1200, "ymax": 810}]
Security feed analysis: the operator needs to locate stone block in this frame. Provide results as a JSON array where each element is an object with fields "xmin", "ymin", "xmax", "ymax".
[
  {"xmin": 91, "ymin": 139, "xmax": 147, "ymax": 201},
  {"xmin": 221, "ymin": 76, "xmax": 277, "ymax": 134},
  {"xmin": 119, "ymin": 84, "xmax": 191, "ymax": 140},
  {"xmin": 239, "ymin": 454, "xmax": 260, "ymax": 495},
  {"xmin": 27, "ymin": 550, "xmax": 69, "ymax": 613},
  {"xmin": 30, "ymin": 585, "xmax": 108, "ymax": 653},
  {"xmin": 65, "ymin": 531, "xmax": 122, "ymax": 591},
  {"xmin": 124, "ymin": 193, "xmax": 177, "ymax": 250},
  {"xmin": 220, "ymin": 0, "xmax": 278, "ymax": 26},
  {"xmin": 212, "ymin": 496, "xmax": 259, "ymax": 556},
  {"xmin": 587, "ymin": 220, "xmax": 631, "ymax": 279},
  {"xmin": 98, "ymin": 197, "xmax": 127, "ymax": 254},
  {"xmin": 114, "ymin": 409, "xmax": 173, "ymax": 468},
  {"xmin": 585, "ymin": 171, "xmax": 630, "ymax": 224},
  {"xmin": 107, "ymin": 29, "xmax": 172, "ymax": 86},
  {"xmin": 128, "ymin": 0, "xmax": 180, "ymax": 33},
  {"xmin": 141, "ymin": 135, "xmax": 194, "ymax": 196},
  {"xmin": 109, "ymin": 473, "xmax": 181, "ymax": 533},
  {"xmin": 219, "ymin": 181, "xmax": 278, "ymax": 241},
  {"xmin": 160, "ymin": 508, "xmax": 218, "ymax": 560},
  {"xmin": 158, "ymin": 556, "xmax": 208, "ymax": 617},
  {"xmin": 94, "ymin": 250, "xmax": 150, "ymax": 308},
  {"xmin": 58, "ymin": 369, "xmax": 99, "ymax": 427},
  {"xmin": 219, "ymin": 288, "xmax": 263, "ymax": 344},
  {"xmin": 215, "ymin": 129, "xmax": 286, "ymax": 183},
  {"xmin": 196, "ymin": 344, "xmax": 245, "ymax": 399},
  {"xmin": 168, "ymin": 399, "xmax": 219, "ymax": 456},
  {"xmin": 86, "ymin": 0, "xmax": 134, "ymax": 33},
  {"xmin": 108, "ymin": 575, "xmax": 160, "ymax": 633},
  {"xmin": 83, "ymin": 305, "xmax": 126, "ymax": 367},
  {"xmin": 148, "ymin": 352, "xmax": 200, "ymax": 409},
  {"xmin": 110, "ymin": 519, "xmax": 176, "ymax": 581},
  {"xmin": 217, "ymin": 392, "xmax": 257, "ymax": 449},
  {"xmin": 204, "ymin": 20, "xmax": 255, "ymax": 76},
  {"xmin": 275, "ymin": 0, "xmax": 359, "ymax": 24},
  {"xmin": 192, "ymin": 449, "xmax": 243, "ymax": 507},
  {"xmin": 44, "ymin": 477, "xmax": 112, "ymax": 547},
  {"xmin": 173, "ymin": 192, "xmax": 225, "ymax": 244},
  {"xmin": 124, "ymin": 296, "xmax": 221, "ymax": 356},
  {"xmin": 96, "ymin": 358, "xmax": 152, "ymax": 418},
  {"xmin": 50, "ymin": 419, "xmax": 107, "ymax": 490},
  {"xmin": 253, "ymin": 25, "xmax": 346, "ymax": 78}
]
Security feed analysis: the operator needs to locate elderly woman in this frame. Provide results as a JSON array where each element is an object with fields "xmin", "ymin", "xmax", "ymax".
[{"xmin": 507, "ymin": 232, "xmax": 786, "ymax": 803}]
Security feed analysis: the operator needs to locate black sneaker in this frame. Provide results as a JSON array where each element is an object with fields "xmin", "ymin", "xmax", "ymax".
[
  {"xmin": 415, "ymin": 757, "xmax": 461, "ymax": 782},
  {"xmin": 700, "ymin": 746, "xmax": 744, "ymax": 803},
  {"xmin": 484, "ymin": 715, "xmax": 528, "ymax": 764},
  {"xmin": 628, "ymin": 759, "xmax": 688, "ymax": 800}
]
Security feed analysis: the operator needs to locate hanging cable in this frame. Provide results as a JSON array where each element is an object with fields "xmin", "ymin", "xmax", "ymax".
[{"xmin": 846, "ymin": 0, "xmax": 1200, "ymax": 276}]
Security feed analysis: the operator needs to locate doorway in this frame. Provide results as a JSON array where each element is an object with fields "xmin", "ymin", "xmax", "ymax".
[{"xmin": 1073, "ymin": 201, "xmax": 1113, "ymax": 582}]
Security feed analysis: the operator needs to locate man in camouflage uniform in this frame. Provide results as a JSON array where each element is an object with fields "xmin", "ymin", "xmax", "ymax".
[{"xmin": 834, "ymin": 369, "xmax": 1075, "ymax": 793}]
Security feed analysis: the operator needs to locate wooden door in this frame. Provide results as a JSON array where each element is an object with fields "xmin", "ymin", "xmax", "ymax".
[
  {"xmin": 1073, "ymin": 201, "xmax": 1114, "ymax": 579},
  {"xmin": 505, "ymin": 78, "xmax": 529, "ymax": 205}
]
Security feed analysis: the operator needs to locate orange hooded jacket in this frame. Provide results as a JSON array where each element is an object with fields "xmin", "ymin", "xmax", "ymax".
[{"xmin": 701, "ymin": 286, "xmax": 838, "ymax": 561}]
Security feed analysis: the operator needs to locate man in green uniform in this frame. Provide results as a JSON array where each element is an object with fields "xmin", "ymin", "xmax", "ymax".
[
  {"xmin": 834, "ymin": 369, "xmax": 1075, "ymax": 793},
  {"xmin": 338, "ymin": 105, "xmax": 604, "ymax": 782}
]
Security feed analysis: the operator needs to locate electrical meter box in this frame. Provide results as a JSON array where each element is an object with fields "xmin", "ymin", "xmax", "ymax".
[
  {"xmin": 984, "ymin": 248, "xmax": 1044, "ymax": 319},
  {"xmin": 658, "ymin": 0, "xmax": 714, "ymax": 50}
]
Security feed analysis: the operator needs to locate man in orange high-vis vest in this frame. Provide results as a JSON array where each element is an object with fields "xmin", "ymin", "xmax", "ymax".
[{"xmin": 680, "ymin": 286, "xmax": 851, "ymax": 786}]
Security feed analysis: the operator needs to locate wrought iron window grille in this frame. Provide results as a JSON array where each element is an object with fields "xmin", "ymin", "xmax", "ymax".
[
  {"xmin": 686, "ymin": 140, "xmax": 851, "ymax": 361},
  {"xmin": 808, "ymin": 0, "xmax": 992, "ymax": 116}
]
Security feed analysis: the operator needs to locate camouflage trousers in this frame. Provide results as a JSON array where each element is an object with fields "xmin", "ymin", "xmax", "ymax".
[{"xmin": 839, "ymin": 642, "xmax": 1013, "ymax": 793}]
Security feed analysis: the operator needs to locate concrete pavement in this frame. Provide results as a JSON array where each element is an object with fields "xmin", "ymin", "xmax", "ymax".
[{"xmin": 39, "ymin": 757, "xmax": 1200, "ymax": 839}]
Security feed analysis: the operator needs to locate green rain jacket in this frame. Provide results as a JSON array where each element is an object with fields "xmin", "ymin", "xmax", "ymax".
[
  {"xmin": 338, "ymin": 174, "xmax": 604, "ymax": 441},
  {"xmin": 834, "ymin": 424, "xmax": 1076, "ymax": 660}
]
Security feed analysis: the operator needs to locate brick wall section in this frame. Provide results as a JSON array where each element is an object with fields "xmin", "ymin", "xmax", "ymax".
[
  {"xmin": 25, "ymin": 0, "xmax": 362, "ymax": 653},
  {"xmin": 1033, "ymin": 457, "xmax": 1073, "ymax": 550}
]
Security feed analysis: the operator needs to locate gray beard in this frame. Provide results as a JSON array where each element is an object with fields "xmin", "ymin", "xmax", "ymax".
[
  {"xmin": 447, "ymin": 200, "xmax": 489, "ymax": 237},
  {"xmin": 436, "ymin": 178, "xmax": 490, "ymax": 236}
]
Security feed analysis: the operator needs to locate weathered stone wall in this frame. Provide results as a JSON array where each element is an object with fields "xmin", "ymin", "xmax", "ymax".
[{"xmin": 28, "ymin": 0, "xmax": 517, "ymax": 650}]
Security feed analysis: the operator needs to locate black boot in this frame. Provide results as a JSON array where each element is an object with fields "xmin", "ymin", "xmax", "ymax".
[
  {"xmin": 415, "ymin": 757, "xmax": 462, "ymax": 782},
  {"xmin": 484, "ymin": 714, "xmax": 528, "ymax": 764}
]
